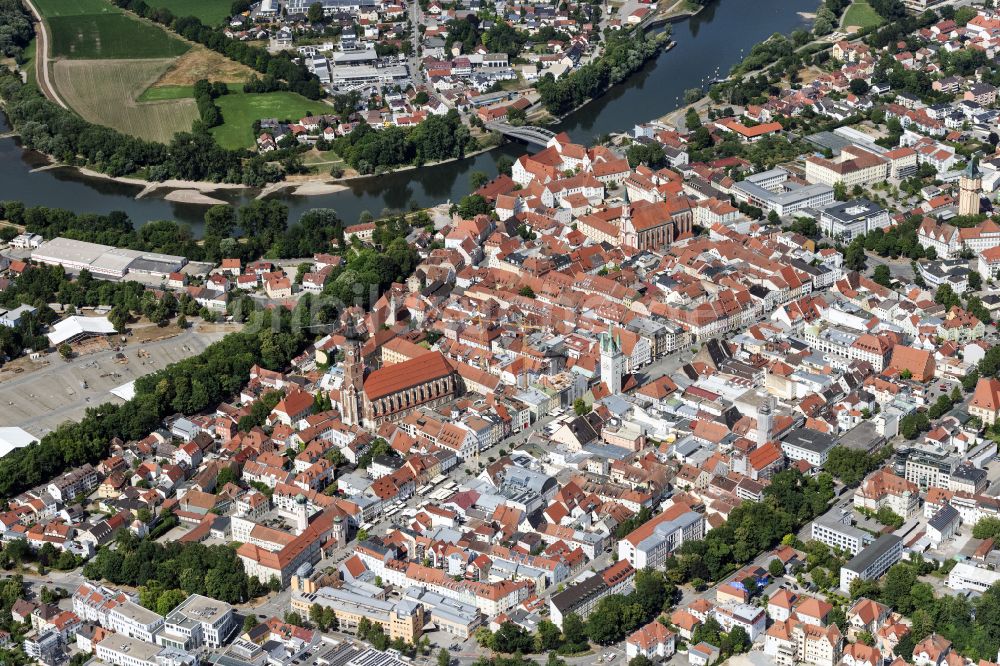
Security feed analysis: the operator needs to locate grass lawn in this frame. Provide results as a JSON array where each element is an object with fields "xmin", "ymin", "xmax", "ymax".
[
  {"xmin": 48, "ymin": 14, "xmax": 189, "ymax": 58},
  {"xmin": 22, "ymin": 38, "xmax": 37, "ymax": 89},
  {"xmin": 842, "ymin": 1, "xmax": 884, "ymax": 29},
  {"xmin": 137, "ymin": 81, "xmax": 241, "ymax": 101},
  {"xmin": 211, "ymin": 91, "xmax": 328, "ymax": 149},
  {"xmin": 142, "ymin": 0, "xmax": 232, "ymax": 25}
]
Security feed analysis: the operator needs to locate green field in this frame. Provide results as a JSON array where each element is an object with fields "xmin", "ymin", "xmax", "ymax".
[
  {"xmin": 211, "ymin": 92, "xmax": 327, "ymax": 149},
  {"xmin": 48, "ymin": 14, "xmax": 189, "ymax": 59},
  {"xmin": 842, "ymin": 1, "xmax": 884, "ymax": 29},
  {"xmin": 142, "ymin": 0, "xmax": 232, "ymax": 24}
]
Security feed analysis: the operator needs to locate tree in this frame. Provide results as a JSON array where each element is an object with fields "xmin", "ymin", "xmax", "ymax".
[
  {"xmin": 573, "ymin": 398, "xmax": 590, "ymax": 416},
  {"xmin": 243, "ymin": 615, "xmax": 259, "ymax": 633},
  {"xmin": 497, "ymin": 155, "xmax": 514, "ymax": 176},
  {"xmin": 58, "ymin": 344, "xmax": 72, "ymax": 359},
  {"xmin": 873, "ymin": 264, "xmax": 892, "ymax": 287},
  {"xmin": 177, "ymin": 314, "xmax": 189, "ymax": 329},
  {"xmin": 469, "ymin": 171, "xmax": 489, "ymax": 189},
  {"xmin": 307, "ymin": 2, "xmax": 324, "ymax": 23},
  {"xmin": 519, "ymin": 286, "xmax": 536, "ymax": 298},
  {"xmin": 492, "ymin": 621, "xmax": 533, "ymax": 653},
  {"xmin": 769, "ymin": 558, "xmax": 786, "ymax": 578},
  {"xmin": 969, "ymin": 272, "xmax": 983, "ymax": 292},
  {"xmin": 849, "ymin": 78, "xmax": 870, "ymax": 95},
  {"xmin": 205, "ymin": 205, "xmax": 237, "ymax": 238},
  {"xmin": 561, "ymin": 613, "xmax": 588, "ymax": 653},
  {"xmin": 974, "ymin": 517, "xmax": 1000, "ymax": 540},
  {"xmin": 845, "ymin": 238, "xmax": 867, "ymax": 271},
  {"xmin": 935, "ymin": 284, "xmax": 961, "ymax": 310},
  {"xmin": 833, "ymin": 182, "xmax": 848, "ymax": 201},
  {"xmin": 629, "ymin": 657, "xmax": 654, "ymax": 666},
  {"xmin": 537, "ymin": 620, "xmax": 562, "ymax": 652},
  {"xmin": 685, "ymin": 107, "xmax": 701, "ymax": 131},
  {"xmin": 437, "ymin": 649, "xmax": 452, "ymax": 666},
  {"xmin": 155, "ymin": 589, "xmax": 187, "ymax": 616}
]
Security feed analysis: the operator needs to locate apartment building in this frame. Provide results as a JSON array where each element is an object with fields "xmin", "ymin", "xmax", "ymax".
[
  {"xmin": 549, "ymin": 560, "xmax": 635, "ymax": 628},
  {"xmin": 805, "ymin": 146, "xmax": 889, "ymax": 188},
  {"xmin": 713, "ymin": 603, "xmax": 767, "ymax": 641},
  {"xmin": 819, "ymin": 200, "xmax": 890, "ymax": 242},
  {"xmin": 626, "ymin": 620, "xmax": 676, "ymax": 661},
  {"xmin": 106, "ymin": 601, "xmax": 165, "ymax": 643},
  {"xmin": 96, "ymin": 634, "xmax": 195, "ymax": 666},
  {"xmin": 839, "ymin": 535, "xmax": 903, "ymax": 592},
  {"xmin": 617, "ymin": 502, "xmax": 704, "ymax": 570},
  {"xmin": 156, "ymin": 594, "xmax": 236, "ymax": 651},
  {"xmin": 810, "ymin": 516, "xmax": 874, "ymax": 556},
  {"xmin": 291, "ymin": 585, "xmax": 424, "ymax": 643}
]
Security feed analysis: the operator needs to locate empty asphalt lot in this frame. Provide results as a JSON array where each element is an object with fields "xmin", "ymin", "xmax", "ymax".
[{"xmin": 0, "ymin": 327, "xmax": 230, "ymax": 437}]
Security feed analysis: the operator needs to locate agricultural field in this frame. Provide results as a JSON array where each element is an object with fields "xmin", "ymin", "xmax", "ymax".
[
  {"xmin": 31, "ymin": 0, "xmax": 114, "ymax": 17},
  {"xmin": 142, "ymin": 0, "xmax": 232, "ymax": 25},
  {"xmin": 34, "ymin": 0, "xmax": 189, "ymax": 59},
  {"xmin": 842, "ymin": 1, "xmax": 883, "ymax": 29},
  {"xmin": 47, "ymin": 14, "xmax": 189, "ymax": 59},
  {"xmin": 211, "ymin": 91, "xmax": 328, "ymax": 149},
  {"xmin": 53, "ymin": 59, "xmax": 199, "ymax": 143}
]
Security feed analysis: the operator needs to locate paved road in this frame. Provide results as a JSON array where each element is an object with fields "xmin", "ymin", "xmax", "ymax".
[{"xmin": 21, "ymin": 0, "xmax": 68, "ymax": 109}]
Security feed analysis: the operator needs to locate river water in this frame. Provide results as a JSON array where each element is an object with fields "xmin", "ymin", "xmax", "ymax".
[{"xmin": 0, "ymin": 0, "xmax": 813, "ymax": 231}]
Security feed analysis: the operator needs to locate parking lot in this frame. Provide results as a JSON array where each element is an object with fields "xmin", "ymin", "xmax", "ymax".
[{"xmin": 0, "ymin": 325, "xmax": 231, "ymax": 437}]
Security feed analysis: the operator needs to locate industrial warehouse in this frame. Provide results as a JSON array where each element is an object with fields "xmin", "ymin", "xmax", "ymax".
[{"xmin": 31, "ymin": 237, "xmax": 187, "ymax": 280}]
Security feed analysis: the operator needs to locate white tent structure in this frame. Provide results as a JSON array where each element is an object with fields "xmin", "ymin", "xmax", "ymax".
[
  {"xmin": 47, "ymin": 316, "xmax": 116, "ymax": 346},
  {"xmin": 0, "ymin": 427, "xmax": 38, "ymax": 458}
]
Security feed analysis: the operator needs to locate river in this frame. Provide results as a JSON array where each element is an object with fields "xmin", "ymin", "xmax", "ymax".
[{"xmin": 0, "ymin": 0, "xmax": 813, "ymax": 232}]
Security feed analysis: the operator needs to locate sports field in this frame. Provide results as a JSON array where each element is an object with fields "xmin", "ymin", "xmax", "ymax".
[
  {"xmin": 211, "ymin": 92, "xmax": 326, "ymax": 149},
  {"xmin": 142, "ymin": 0, "xmax": 232, "ymax": 24},
  {"xmin": 53, "ymin": 59, "xmax": 199, "ymax": 142}
]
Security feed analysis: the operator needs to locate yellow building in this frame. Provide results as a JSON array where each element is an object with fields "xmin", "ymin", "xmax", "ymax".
[{"xmin": 291, "ymin": 588, "xmax": 424, "ymax": 643}]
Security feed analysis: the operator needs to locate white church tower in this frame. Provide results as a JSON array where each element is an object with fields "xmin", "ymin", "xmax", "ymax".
[{"xmin": 599, "ymin": 323, "xmax": 625, "ymax": 395}]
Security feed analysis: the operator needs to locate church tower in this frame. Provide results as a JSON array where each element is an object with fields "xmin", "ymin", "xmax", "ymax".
[
  {"xmin": 618, "ymin": 192, "xmax": 638, "ymax": 248},
  {"xmin": 959, "ymin": 156, "xmax": 983, "ymax": 216},
  {"xmin": 341, "ymin": 341, "xmax": 363, "ymax": 426},
  {"xmin": 599, "ymin": 323, "xmax": 625, "ymax": 395},
  {"xmin": 293, "ymin": 494, "xmax": 309, "ymax": 535}
]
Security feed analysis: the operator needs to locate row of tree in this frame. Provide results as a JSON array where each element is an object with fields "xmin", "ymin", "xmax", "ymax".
[
  {"xmin": 331, "ymin": 112, "xmax": 475, "ymax": 174},
  {"xmin": 537, "ymin": 29, "xmax": 666, "ymax": 116},
  {"xmin": 0, "ymin": 0, "xmax": 32, "ymax": 62},
  {"xmin": 193, "ymin": 79, "xmax": 230, "ymax": 128},
  {"xmin": 0, "ymin": 199, "xmax": 348, "ymax": 264},
  {"xmin": 83, "ymin": 530, "xmax": 266, "ymax": 604}
]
